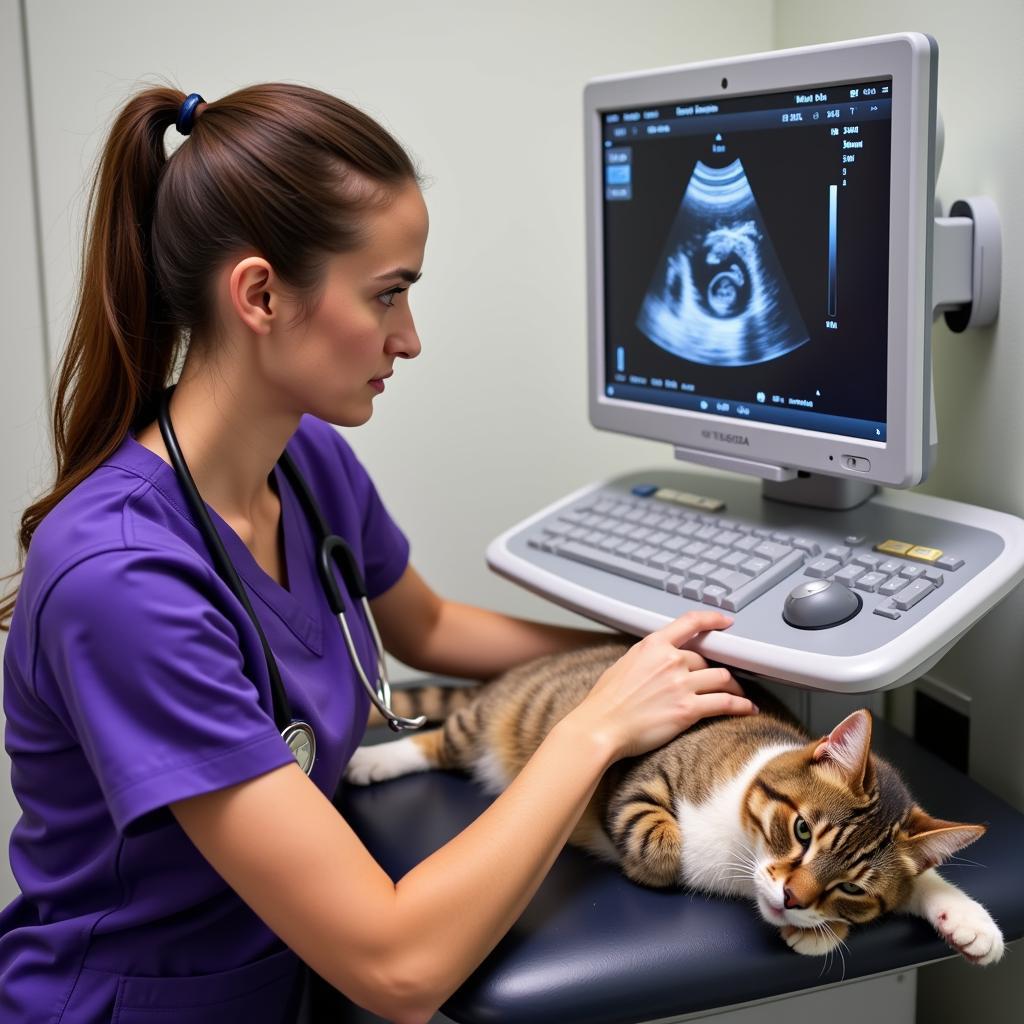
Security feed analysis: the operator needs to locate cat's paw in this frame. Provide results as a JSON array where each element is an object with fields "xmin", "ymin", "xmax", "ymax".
[
  {"xmin": 780, "ymin": 923, "xmax": 847, "ymax": 956},
  {"xmin": 928, "ymin": 897, "xmax": 1004, "ymax": 965},
  {"xmin": 344, "ymin": 737, "xmax": 430, "ymax": 785}
]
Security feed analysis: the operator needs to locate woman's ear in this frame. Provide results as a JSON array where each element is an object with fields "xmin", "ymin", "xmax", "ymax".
[{"xmin": 228, "ymin": 257, "xmax": 276, "ymax": 335}]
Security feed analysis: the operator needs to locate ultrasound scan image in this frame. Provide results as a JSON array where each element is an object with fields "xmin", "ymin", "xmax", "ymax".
[{"xmin": 636, "ymin": 159, "xmax": 809, "ymax": 366}]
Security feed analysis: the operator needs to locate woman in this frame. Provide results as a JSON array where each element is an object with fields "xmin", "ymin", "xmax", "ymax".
[{"xmin": 0, "ymin": 84, "xmax": 756, "ymax": 1023}]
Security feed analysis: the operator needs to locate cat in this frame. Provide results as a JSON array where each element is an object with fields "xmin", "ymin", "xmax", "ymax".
[{"xmin": 346, "ymin": 640, "xmax": 1004, "ymax": 964}]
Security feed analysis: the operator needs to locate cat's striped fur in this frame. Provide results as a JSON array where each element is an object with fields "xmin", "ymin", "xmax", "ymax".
[{"xmin": 349, "ymin": 641, "xmax": 1004, "ymax": 963}]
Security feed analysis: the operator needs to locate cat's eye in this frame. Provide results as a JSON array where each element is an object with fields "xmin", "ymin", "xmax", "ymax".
[
  {"xmin": 838, "ymin": 882, "xmax": 865, "ymax": 895},
  {"xmin": 793, "ymin": 817, "xmax": 812, "ymax": 845}
]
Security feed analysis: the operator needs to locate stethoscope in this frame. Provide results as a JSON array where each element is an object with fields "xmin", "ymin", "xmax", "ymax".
[{"xmin": 157, "ymin": 386, "xmax": 425, "ymax": 776}]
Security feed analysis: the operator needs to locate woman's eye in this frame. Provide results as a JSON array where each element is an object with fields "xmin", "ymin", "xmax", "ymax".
[
  {"xmin": 838, "ymin": 881, "xmax": 865, "ymax": 895},
  {"xmin": 378, "ymin": 286, "xmax": 407, "ymax": 308},
  {"xmin": 793, "ymin": 817, "xmax": 812, "ymax": 845}
]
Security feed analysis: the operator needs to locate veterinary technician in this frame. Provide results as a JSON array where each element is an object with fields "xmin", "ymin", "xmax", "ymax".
[{"xmin": 0, "ymin": 83, "xmax": 757, "ymax": 1024}]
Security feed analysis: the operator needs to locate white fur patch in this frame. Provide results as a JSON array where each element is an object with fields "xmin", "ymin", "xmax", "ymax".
[
  {"xmin": 676, "ymin": 744, "xmax": 799, "ymax": 897},
  {"xmin": 904, "ymin": 869, "xmax": 1005, "ymax": 965},
  {"xmin": 344, "ymin": 737, "xmax": 431, "ymax": 785},
  {"xmin": 470, "ymin": 748, "xmax": 510, "ymax": 795}
]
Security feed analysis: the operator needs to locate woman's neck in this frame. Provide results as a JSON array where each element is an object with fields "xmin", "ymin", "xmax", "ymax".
[{"xmin": 134, "ymin": 355, "xmax": 301, "ymax": 523}]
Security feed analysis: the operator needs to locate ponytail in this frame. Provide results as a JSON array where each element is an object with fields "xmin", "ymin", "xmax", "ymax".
[{"xmin": 1, "ymin": 83, "xmax": 419, "ymax": 629}]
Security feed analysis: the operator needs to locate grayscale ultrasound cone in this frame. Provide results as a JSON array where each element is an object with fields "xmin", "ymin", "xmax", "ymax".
[{"xmin": 637, "ymin": 159, "xmax": 809, "ymax": 366}]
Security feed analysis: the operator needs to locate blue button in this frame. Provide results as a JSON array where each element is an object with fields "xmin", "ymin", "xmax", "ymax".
[{"xmin": 631, "ymin": 484, "xmax": 658, "ymax": 497}]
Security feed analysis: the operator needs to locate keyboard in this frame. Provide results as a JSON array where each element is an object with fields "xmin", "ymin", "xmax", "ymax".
[
  {"xmin": 526, "ymin": 485, "xmax": 960, "ymax": 618},
  {"xmin": 487, "ymin": 469, "xmax": 1024, "ymax": 692}
]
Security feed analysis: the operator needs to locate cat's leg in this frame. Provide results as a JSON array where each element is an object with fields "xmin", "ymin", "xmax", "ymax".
[
  {"xmin": 608, "ymin": 796, "xmax": 682, "ymax": 888},
  {"xmin": 902, "ymin": 869, "xmax": 1005, "ymax": 964},
  {"xmin": 780, "ymin": 922, "xmax": 849, "ymax": 956},
  {"xmin": 345, "ymin": 729, "xmax": 448, "ymax": 785}
]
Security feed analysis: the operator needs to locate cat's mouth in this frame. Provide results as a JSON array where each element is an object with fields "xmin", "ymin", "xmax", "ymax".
[{"xmin": 757, "ymin": 896, "xmax": 787, "ymax": 924}]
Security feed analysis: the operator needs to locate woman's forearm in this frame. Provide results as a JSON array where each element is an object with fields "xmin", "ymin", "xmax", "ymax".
[
  {"xmin": 410, "ymin": 599, "xmax": 616, "ymax": 679},
  {"xmin": 385, "ymin": 709, "xmax": 614, "ymax": 1014}
]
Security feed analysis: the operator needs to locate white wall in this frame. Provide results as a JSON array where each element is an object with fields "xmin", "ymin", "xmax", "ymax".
[
  {"xmin": 5, "ymin": 3, "xmax": 1022, "ymax": 1019},
  {"xmin": 772, "ymin": 3, "xmax": 1024, "ymax": 1020},
  {"xmin": 2, "ymin": 0, "xmax": 774, "ymax": 904},
  {"xmin": 0, "ymin": 0, "xmax": 54, "ymax": 906}
]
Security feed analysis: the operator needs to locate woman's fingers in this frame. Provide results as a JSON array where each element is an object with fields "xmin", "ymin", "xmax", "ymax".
[
  {"xmin": 676, "ymin": 649, "xmax": 709, "ymax": 672},
  {"xmin": 657, "ymin": 610, "xmax": 733, "ymax": 648},
  {"xmin": 686, "ymin": 666, "xmax": 745, "ymax": 697},
  {"xmin": 691, "ymin": 690, "xmax": 759, "ymax": 719}
]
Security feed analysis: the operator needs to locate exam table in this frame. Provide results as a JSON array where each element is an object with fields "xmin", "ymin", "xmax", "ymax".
[{"xmin": 326, "ymin": 712, "xmax": 1024, "ymax": 1023}]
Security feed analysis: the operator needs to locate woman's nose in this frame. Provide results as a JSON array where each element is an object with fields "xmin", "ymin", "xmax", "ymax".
[{"xmin": 386, "ymin": 311, "xmax": 421, "ymax": 360}]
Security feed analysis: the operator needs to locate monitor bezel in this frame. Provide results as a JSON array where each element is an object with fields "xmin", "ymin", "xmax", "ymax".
[{"xmin": 585, "ymin": 33, "xmax": 937, "ymax": 488}]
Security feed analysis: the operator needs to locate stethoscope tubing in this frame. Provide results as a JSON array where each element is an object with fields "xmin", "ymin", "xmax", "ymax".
[{"xmin": 157, "ymin": 386, "xmax": 424, "ymax": 773}]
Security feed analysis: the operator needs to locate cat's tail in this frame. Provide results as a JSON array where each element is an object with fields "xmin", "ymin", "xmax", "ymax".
[{"xmin": 366, "ymin": 681, "xmax": 482, "ymax": 729}]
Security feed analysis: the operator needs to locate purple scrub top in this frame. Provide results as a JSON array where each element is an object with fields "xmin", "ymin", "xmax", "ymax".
[{"xmin": 0, "ymin": 415, "xmax": 410, "ymax": 1022}]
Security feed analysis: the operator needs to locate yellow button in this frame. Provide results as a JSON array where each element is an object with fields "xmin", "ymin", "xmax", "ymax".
[
  {"xmin": 655, "ymin": 489, "xmax": 725, "ymax": 512},
  {"xmin": 907, "ymin": 546, "xmax": 943, "ymax": 563},
  {"xmin": 875, "ymin": 539, "xmax": 914, "ymax": 556}
]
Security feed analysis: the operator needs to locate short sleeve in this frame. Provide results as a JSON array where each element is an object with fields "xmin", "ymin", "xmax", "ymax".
[{"xmin": 34, "ymin": 548, "xmax": 295, "ymax": 835}]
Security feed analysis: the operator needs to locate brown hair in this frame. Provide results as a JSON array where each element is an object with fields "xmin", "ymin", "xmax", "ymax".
[{"xmin": 0, "ymin": 83, "xmax": 419, "ymax": 630}]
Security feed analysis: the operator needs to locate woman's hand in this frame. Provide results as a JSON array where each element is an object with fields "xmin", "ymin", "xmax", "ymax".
[{"xmin": 571, "ymin": 610, "xmax": 756, "ymax": 760}]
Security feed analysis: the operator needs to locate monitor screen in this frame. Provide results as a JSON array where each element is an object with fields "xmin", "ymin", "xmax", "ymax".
[{"xmin": 601, "ymin": 78, "xmax": 892, "ymax": 443}]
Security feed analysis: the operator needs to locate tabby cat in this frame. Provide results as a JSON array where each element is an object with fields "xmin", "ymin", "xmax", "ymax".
[{"xmin": 346, "ymin": 641, "xmax": 1004, "ymax": 964}]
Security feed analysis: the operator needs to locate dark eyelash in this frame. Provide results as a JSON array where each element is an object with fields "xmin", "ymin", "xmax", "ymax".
[{"xmin": 379, "ymin": 286, "xmax": 407, "ymax": 308}]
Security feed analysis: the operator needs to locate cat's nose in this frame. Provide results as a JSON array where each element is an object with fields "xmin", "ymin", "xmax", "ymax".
[{"xmin": 783, "ymin": 887, "xmax": 804, "ymax": 910}]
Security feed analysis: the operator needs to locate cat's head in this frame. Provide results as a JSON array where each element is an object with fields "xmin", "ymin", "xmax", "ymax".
[{"xmin": 743, "ymin": 709, "xmax": 984, "ymax": 933}]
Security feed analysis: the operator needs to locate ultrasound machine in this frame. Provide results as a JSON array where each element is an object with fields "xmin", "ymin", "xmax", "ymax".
[{"xmin": 341, "ymin": 33, "xmax": 1024, "ymax": 1023}]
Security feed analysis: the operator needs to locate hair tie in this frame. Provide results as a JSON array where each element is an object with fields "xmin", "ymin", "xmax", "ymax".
[{"xmin": 175, "ymin": 93, "xmax": 205, "ymax": 136}]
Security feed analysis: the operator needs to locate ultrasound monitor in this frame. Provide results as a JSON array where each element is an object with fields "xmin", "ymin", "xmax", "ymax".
[{"xmin": 585, "ymin": 33, "xmax": 938, "ymax": 494}]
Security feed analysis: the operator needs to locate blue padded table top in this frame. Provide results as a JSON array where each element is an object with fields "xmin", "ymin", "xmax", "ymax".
[{"xmin": 336, "ymin": 718, "xmax": 1024, "ymax": 1024}]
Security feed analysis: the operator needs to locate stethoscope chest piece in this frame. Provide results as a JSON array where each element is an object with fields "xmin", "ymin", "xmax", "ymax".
[{"xmin": 282, "ymin": 721, "xmax": 316, "ymax": 775}]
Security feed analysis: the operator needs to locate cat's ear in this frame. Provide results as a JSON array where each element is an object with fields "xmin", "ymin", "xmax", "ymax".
[
  {"xmin": 811, "ymin": 709, "xmax": 874, "ymax": 792},
  {"xmin": 902, "ymin": 806, "xmax": 986, "ymax": 873}
]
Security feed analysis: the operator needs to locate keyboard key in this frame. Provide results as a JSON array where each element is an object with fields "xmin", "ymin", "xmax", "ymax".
[
  {"xmin": 702, "ymin": 545, "xmax": 730, "ymax": 563},
  {"xmin": 714, "ymin": 530, "xmax": 743, "ymax": 547},
  {"xmin": 707, "ymin": 568, "xmax": 748, "ymax": 593},
  {"xmin": 689, "ymin": 561, "xmax": 719, "ymax": 581},
  {"xmin": 696, "ymin": 525, "xmax": 721, "ymax": 540},
  {"xmin": 771, "ymin": 531, "xmax": 795, "ymax": 544},
  {"xmin": 833, "ymin": 565, "xmax": 865, "ymax": 587},
  {"xmin": 892, "ymin": 579, "xmax": 935, "ymax": 610},
  {"xmin": 721, "ymin": 550, "xmax": 805, "ymax": 612},
  {"xmin": 845, "ymin": 535, "xmax": 867, "ymax": 546},
  {"xmin": 825, "ymin": 546, "xmax": 852, "ymax": 564},
  {"xmin": 665, "ymin": 575, "xmax": 686, "ymax": 595},
  {"xmin": 740, "ymin": 557, "xmax": 771, "ymax": 577},
  {"xmin": 721, "ymin": 550, "xmax": 747, "ymax": 569},
  {"xmin": 682, "ymin": 579, "xmax": 705, "ymax": 600},
  {"xmin": 629, "ymin": 545, "xmax": 657, "ymax": 563},
  {"xmin": 879, "ymin": 576, "xmax": 909, "ymax": 595},
  {"xmin": 669, "ymin": 556, "xmax": 697, "ymax": 574},
  {"xmin": 543, "ymin": 521, "xmax": 574, "ymax": 537},
  {"xmin": 805, "ymin": 557, "xmax": 840, "ymax": 579},
  {"xmin": 875, "ymin": 539, "xmax": 914, "ymax": 556},
  {"xmin": 734, "ymin": 535, "xmax": 760, "ymax": 553},
  {"xmin": 877, "ymin": 559, "xmax": 903, "ymax": 576},
  {"xmin": 936, "ymin": 554, "xmax": 964, "ymax": 571},
  {"xmin": 854, "ymin": 571, "xmax": 887, "ymax": 593},
  {"xmin": 906, "ymin": 545, "xmax": 943, "ymax": 563},
  {"xmin": 923, "ymin": 568, "xmax": 944, "ymax": 587},
  {"xmin": 854, "ymin": 553, "xmax": 882, "ymax": 569},
  {"xmin": 649, "ymin": 550, "xmax": 676, "ymax": 568},
  {"xmin": 899, "ymin": 564, "xmax": 925, "ymax": 580},
  {"xmin": 646, "ymin": 531, "xmax": 670, "ymax": 546},
  {"xmin": 791, "ymin": 536, "xmax": 822, "ymax": 556},
  {"xmin": 701, "ymin": 584, "xmax": 729, "ymax": 607},
  {"xmin": 754, "ymin": 541, "xmax": 793, "ymax": 563},
  {"xmin": 557, "ymin": 541, "xmax": 670, "ymax": 587},
  {"xmin": 628, "ymin": 526, "xmax": 652, "ymax": 541},
  {"xmin": 617, "ymin": 540, "xmax": 639, "ymax": 555},
  {"xmin": 873, "ymin": 603, "xmax": 902, "ymax": 620},
  {"xmin": 683, "ymin": 541, "xmax": 709, "ymax": 557}
]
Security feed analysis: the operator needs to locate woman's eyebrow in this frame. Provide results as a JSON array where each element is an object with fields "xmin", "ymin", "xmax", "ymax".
[{"xmin": 375, "ymin": 268, "xmax": 423, "ymax": 283}]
